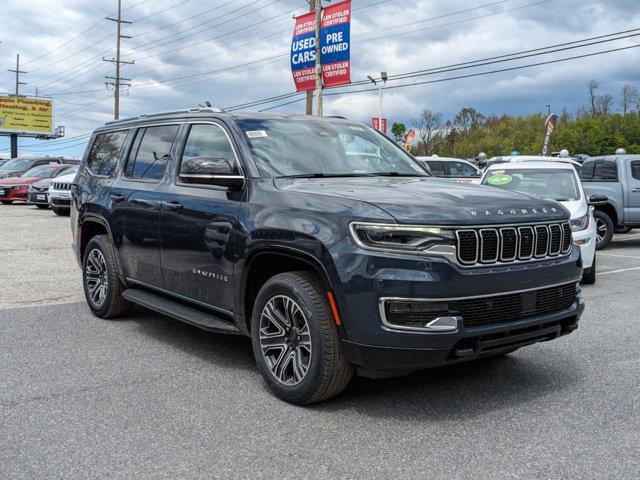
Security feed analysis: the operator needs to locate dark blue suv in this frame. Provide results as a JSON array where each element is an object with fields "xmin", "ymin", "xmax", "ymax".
[{"xmin": 71, "ymin": 110, "xmax": 585, "ymax": 404}]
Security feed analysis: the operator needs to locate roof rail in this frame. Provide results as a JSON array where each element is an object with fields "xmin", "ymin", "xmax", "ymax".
[{"xmin": 104, "ymin": 107, "xmax": 225, "ymax": 125}]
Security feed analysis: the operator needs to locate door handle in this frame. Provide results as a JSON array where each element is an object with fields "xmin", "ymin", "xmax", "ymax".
[
  {"xmin": 634, "ymin": 188, "xmax": 640, "ymax": 192},
  {"xmin": 111, "ymin": 193, "xmax": 125, "ymax": 202},
  {"xmin": 130, "ymin": 198, "xmax": 155, "ymax": 208},
  {"xmin": 161, "ymin": 201, "xmax": 183, "ymax": 212}
]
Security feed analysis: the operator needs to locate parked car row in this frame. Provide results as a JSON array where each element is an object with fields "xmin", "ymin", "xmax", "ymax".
[{"xmin": 0, "ymin": 156, "xmax": 78, "ymax": 215}]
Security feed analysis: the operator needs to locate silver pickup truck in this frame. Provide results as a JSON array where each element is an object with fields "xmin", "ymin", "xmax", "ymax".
[{"xmin": 581, "ymin": 155, "xmax": 640, "ymax": 249}]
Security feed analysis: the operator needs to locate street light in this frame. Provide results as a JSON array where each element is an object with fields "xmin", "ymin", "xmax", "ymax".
[{"xmin": 368, "ymin": 72, "xmax": 387, "ymax": 132}]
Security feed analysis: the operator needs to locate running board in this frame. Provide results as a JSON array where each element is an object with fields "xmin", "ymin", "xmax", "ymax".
[{"xmin": 122, "ymin": 288, "xmax": 240, "ymax": 335}]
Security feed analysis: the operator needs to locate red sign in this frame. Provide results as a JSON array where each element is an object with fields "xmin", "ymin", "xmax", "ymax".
[
  {"xmin": 290, "ymin": 12, "xmax": 317, "ymax": 92},
  {"xmin": 321, "ymin": 0, "xmax": 351, "ymax": 88},
  {"xmin": 372, "ymin": 117, "xmax": 387, "ymax": 134}
]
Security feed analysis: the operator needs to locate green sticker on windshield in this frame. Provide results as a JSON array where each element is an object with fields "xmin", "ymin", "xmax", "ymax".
[{"xmin": 487, "ymin": 174, "xmax": 513, "ymax": 185}]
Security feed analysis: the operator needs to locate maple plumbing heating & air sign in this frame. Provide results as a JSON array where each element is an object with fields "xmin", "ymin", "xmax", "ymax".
[{"xmin": 290, "ymin": 0, "xmax": 351, "ymax": 92}]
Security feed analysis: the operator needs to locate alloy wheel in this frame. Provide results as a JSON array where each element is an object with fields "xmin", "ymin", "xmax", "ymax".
[
  {"xmin": 596, "ymin": 218, "xmax": 608, "ymax": 244},
  {"xmin": 85, "ymin": 248, "xmax": 108, "ymax": 307},
  {"xmin": 259, "ymin": 295, "xmax": 312, "ymax": 386}
]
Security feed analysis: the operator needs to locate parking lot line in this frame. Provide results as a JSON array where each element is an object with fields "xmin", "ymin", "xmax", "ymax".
[
  {"xmin": 596, "ymin": 266, "xmax": 640, "ymax": 276},
  {"xmin": 598, "ymin": 252, "xmax": 640, "ymax": 260}
]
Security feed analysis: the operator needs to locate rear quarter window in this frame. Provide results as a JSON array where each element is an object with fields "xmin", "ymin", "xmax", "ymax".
[{"xmin": 86, "ymin": 131, "xmax": 128, "ymax": 177}]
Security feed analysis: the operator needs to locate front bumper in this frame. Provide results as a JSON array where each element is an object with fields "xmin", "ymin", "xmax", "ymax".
[
  {"xmin": 0, "ymin": 187, "xmax": 28, "ymax": 202},
  {"xmin": 328, "ymin": 235, "xmax": 584, "ymax": 375},
  {"xmin": 49, "ymin": 190, "xmax": 72, "ymax": 208},
  {"xmin": 573, "ymin": 223, "xmax": 596, "ymax": 270},
  {"xmin": 343, "ymin": 298, "xmax": 583, "ymax": 376},
  {"xmin": 27, "ymin": 192, "xmax": 49, "ymax": 205}
]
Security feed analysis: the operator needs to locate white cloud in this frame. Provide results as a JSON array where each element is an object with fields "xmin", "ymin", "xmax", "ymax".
[{"xmin": 1, "ymin": 0, "xmax": 639, "ymax": 156}]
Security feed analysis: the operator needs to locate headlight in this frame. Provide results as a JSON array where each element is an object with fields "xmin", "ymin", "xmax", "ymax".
[
  {"xmin": 350, "ymin": 223, "xmax": 455, "ymax": 253},
  {"xmin": 570, "ymin": 213, "xmax": 590, "ymax": 232}
]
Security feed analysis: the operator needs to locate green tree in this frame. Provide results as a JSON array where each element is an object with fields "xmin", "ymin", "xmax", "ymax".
[{"xmin": 391, "ymin": 122, "xmax": 407, "ymax": 143}]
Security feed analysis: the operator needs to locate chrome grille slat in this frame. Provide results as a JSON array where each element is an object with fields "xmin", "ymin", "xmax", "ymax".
[{"xmin": 455, "ymin": 222, "xmax": 571, "ymax": 267}]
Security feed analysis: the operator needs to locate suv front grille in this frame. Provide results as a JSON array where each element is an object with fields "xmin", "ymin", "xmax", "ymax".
[
  {"xmin": 456, "ymin": 222, "xmax": 571, "ymax": 267},
  {"xmin": 52, "ymin": 182, "xmax": 72, "ymax": 191}
]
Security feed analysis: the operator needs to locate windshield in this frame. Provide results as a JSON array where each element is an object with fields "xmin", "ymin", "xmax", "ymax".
[
  {"xmin": 21, "ymin": 166, "xmax": 59, "ymax": 178},
  {"xmin": 236, "ymin": 118, "xmax": 429, "ymax": 178},
  {"xmin": 482, "ymin": 168, "xmax": 581, "ymax": 201},
  {"xmin": 0, "ymin": 158, "xmax": 33, "ymax": 173},
  {"xmin": 54, "ymin": 166, "xmax": 78, "ymax": 177}
]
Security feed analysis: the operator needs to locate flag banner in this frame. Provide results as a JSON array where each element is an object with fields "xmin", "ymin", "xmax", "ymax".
[
  {"xmin": 540, "ymin": 113, "xmax": 558, "ymax": 156},
  {"xmin": 405, "ymin": 129, "xmax": 416, "ymax": 152},
  {"xmin": 372, "ymin": 117, "xmax": 387, "ymax": 134},
  {"xmin": 320, "ymin": 0, "xmax": 351, "ymax": 88},
  {"xmin": 290, "ymin": 12, "xmax": 317, "ymax": 92}
]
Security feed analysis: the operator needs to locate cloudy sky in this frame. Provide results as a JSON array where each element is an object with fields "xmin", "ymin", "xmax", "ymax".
[{"xmin": 1, "ymin": 0, "xmax": 639, "ymax": 157}]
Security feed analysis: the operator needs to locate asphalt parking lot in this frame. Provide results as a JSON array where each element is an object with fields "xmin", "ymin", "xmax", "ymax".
[{"xmin": 1, "ymin": 204, "xmax": 640, "ymax": 479}]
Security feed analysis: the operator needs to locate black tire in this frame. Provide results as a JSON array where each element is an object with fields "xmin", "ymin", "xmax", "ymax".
[
  {"xmin": 593, "ymin": 210, "xmax": 614, "ymax": 250},
  {"xmin": 82, "ymin": 234, "xmax": 132, "ymax": 319},
  {"xmin": 1, "ymin": 200, "xmax": 13, "ymax": 205},
  {"xmin": 614, "ymin": 226, "xmax": 632, "ymax": 234},
  {"xmin": 250, "ymin": 271, "xmax": 353, "ymax": 405},
  {"xmin": 35, "ymin": 204, "xmax": 49, "ymax": 209},
  {"xmin": 582, "ymin": 255, "xmax": 596, "ymax": 285},
  {"xmin": 52, "ymin": 207, "xmax": 69, "ymax": 216}
]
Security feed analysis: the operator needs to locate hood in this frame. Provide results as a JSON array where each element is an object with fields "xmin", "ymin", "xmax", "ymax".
[
  {"xmin": 53, "ymin": 171, "xmax": 78, "ymax": 183},
  {"xmin": 558, "ymin": 198, "xmax": 588, "ymax": 220},
  {"xmin": 0, "ymin": 177, "xmax": 39, "ymax": 187},
  {"xmin": 31, "ymin": 178, "xmax": 52, "ymax": 189},
  {"xmin": 274, "ymin": 177, "xmax": 570, "ymax": 226}
]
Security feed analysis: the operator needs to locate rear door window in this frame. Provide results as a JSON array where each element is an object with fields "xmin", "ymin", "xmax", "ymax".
[
  {"xmin": 592, "ymin": 161, "xmax": 618, "ymax": 181},
  {"xmin": 449, "ymin": 161, "xmax": 478, "ymax": 177},
  {"xmin": 631, "ymin": 161, "xmax": 640, "ymax": 181},
  {"xmin": 125, "ymin": 125, "xmax": 179, "ymax": 181},
  {"xmin": 426, "ymin": 161, "xmax": 446, "ymax": 176},
  {"xmin": 86, "ymin": 131, "xmax": 128, "ymax": 177}
]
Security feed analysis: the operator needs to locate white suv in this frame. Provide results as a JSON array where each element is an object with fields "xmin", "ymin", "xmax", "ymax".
[{"xmin": 48, "ymin": 168, "xmax": 78, "ymax": 216}]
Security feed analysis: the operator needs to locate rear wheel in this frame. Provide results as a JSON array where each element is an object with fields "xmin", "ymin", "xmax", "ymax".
[
  {"xmin": 1, "ymin": 200, "xmax": 13, "ymax": 205},
  {"xmin": 614, "ymin": 226, "xmax": 632, "ymax": 234},
  {"xmin": 35, "ymin": 204, "xmax": 49, "ymax": 209},
  {"xmin": 251, "ymin": 271, "xmax": 353, "ymax": 405},
  {"xmin": 593, "ymin": 210, "xmax": 614, "ymax": 250},
  {"xmin": 82, "ymin": 235, "xmax": 132, "ymax": 319},
  {"xmin": 582, "ymin": 255, "xmax": 596, "ymax": 285}
]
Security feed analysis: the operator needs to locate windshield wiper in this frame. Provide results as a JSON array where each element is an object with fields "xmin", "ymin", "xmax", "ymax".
[
  {"xmin": 279, "ymin": 173, "xmax": 374, "ymax": 179},
  {"xmin": 278, "ymin": 172, "xmax": 426, "ymax": 179}
]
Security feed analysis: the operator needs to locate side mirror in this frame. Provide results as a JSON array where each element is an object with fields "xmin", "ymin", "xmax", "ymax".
[
  {"xmin": 179, "ymin": 156, "xmax": 243, "ymax": 187},
  {"xmin": 588, "ymin": 194, "xmax": 608, "ymax": 205}
]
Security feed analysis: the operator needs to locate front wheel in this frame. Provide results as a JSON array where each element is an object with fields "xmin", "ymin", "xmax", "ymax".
[
  {"xmin": 52, "ymin": 207, "xmax": 69, "ymax": 216},
  {"xmin": 35, "ymin": 204, "xmax": 49, "ymax": 209},
  {"xmin": 251, "ymin": 271, "xmax": 353, "ymax": 405},
  {"xmin": 82, "ymin": 235, "xmax": 132, "ymax": 319},
  {"xmin": 1, "ymin": 200, "xmax": 13, "ymax": 205},
  {"xmin": 593, "ymin": 210, "xmax": 614, "ymax": 250}
]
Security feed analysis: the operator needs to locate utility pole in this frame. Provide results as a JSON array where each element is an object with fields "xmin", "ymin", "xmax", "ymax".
[
  {"xmin": 7, "ymin": 54, "xmax": 27, "ymax": 158},
  {"xmin": 314, "ymin": 0, "xmax": 323, "ymax": 116},
  {"xmin": 104, "ymin": 0, "xmax": 133, "ymax": 120},
  {"xmin": 305, "ymin": 0, "xmax": 316, "ymax": 115}
]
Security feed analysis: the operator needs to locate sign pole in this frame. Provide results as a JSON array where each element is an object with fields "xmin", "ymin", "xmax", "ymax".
[
  {"xmin": 314, "ymin": 0, "xmax": 323, "ymax": 117},
  {"xmin": 6, "ymin": 54, "xmax": 27, "ymax": 158},
  {"xmin": 305, "ymin": 0, "xmax": 316, "ymax": 115}
]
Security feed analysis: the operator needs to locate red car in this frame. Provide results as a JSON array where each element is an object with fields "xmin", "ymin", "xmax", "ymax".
[{"xmin": 0, "ymin": 164, "xmax": 75, "ymax": 205}]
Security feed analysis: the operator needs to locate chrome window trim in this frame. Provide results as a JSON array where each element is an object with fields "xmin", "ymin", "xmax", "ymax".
[{"xmin": 499, "ymin": 227, "xmax": 518, "ymax": 262}]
